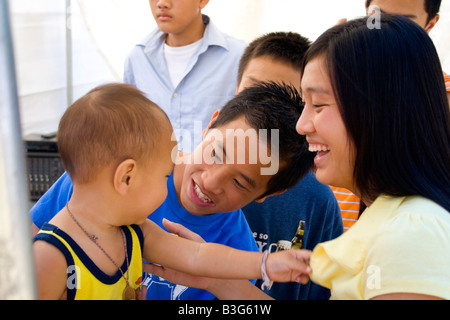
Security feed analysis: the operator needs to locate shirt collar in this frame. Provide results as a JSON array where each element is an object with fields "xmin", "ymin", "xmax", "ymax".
[
  {"xmin": 139, "ymin": 14, "xmax": 229, "ymax": 57},
  {"xmin": 201, "ymin": 14, "xmax": 229, "ymax": 51}
]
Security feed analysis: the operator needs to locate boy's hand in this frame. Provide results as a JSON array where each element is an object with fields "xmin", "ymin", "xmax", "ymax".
[
  {"xmin": 162, "ymin": 218, "xmax": 205, "ymax": 243},
  {"xmin": 266, "ymin": 249, "xmax": 312, "ymax": 284}
]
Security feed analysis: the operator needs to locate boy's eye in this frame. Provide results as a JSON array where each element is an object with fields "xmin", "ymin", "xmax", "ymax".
[
  {"xmin": 233, "ymin": 179, "xmax": 245, "ymax": 189},
  {"xmin": 211, "ymin": 146, "xmax": 221, "ymax": 161}
]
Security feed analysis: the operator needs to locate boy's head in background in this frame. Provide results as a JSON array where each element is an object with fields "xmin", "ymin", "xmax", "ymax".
[
  {"xmin": 365, "ymin": 0, "xmax": 441, "ymax": 33},
  {"xmin": 237, "ymin": 32, "xmax": 311, "ymax": 92}
]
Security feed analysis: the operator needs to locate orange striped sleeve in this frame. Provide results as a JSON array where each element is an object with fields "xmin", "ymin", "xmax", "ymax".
[
  {"xmin": 444, "ymin": 72, "xmax": 450, "ymax": 92},
  {"xmin": 330, "ymin": 186, "xmax": 361, "ymax": 231}
]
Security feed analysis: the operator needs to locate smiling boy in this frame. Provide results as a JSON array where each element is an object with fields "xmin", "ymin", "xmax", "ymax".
[{"xmin": 30, "ymin": 82, "xmax": 314, "ymax": 300}]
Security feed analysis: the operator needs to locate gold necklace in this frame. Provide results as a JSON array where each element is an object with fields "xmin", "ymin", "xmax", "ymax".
[{"xmin": 66, "ymin": 203, "xmax": 137, "ymax": 300}]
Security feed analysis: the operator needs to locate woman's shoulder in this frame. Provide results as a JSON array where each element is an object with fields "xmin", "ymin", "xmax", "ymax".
[{"xmin": 378, "ymin": 196, "xmax": 449, "ymax": 233}]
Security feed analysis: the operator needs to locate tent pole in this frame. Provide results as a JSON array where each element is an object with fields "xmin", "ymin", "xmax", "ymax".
[
  {"xmin": 66, "ymin": 0, "xmax": 73, "ymax": 107},
  {"xmin": 0, "ymin": 0, "xmax": 38, "ymax": 300}
]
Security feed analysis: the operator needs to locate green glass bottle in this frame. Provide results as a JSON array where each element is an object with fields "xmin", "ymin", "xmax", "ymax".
[{"xmin": 291, "ymin": 220, "xmax": 305, "ymax": 249}]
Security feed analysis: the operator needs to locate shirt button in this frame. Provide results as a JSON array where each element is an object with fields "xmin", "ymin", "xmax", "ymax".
[{"xmin": 173, "ymin": 93, "xmax": 178, "ymax": 97}]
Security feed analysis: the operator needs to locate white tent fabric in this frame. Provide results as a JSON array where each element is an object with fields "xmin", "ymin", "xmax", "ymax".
[{"xmin": 10, "ymin": 0, "xmax": 450, "ymax": 137}]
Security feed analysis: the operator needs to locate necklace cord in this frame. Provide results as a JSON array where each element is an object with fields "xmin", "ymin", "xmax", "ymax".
[{"xmin": 65, "ymin": 203, "xmax": 131, "ymax": 286}]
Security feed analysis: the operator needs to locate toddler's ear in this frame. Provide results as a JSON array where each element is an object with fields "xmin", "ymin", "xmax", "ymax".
[
  {"xmin": 114, "ymin": 159, "xmax": 137, "ymax": 195},
  {"xmin": 202, "ymin": 109, "xmax": 221, "ymax": 138}
]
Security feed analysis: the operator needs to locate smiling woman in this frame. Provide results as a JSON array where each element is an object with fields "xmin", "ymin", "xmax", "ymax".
[
  {"xmin": 298, "ymin": 57, "xmax": 356, "ymax": 193},
  {"xmin": 299, "ymin": 14, "xmax": 450, "ymax": 209},
  {"xmin": 298, "ymin": 14, "xmax": 450, "ymax": 300}
]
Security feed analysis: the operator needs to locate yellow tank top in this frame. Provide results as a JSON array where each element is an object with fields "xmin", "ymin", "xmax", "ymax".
[{"xmin": 35, "ymin": 224, "xmax": 143, "ymax": 300}]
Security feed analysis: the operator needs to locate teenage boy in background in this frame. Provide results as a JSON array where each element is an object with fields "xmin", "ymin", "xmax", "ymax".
[{"xmin": 124, "ymin": 0, "xmax": 247, "ymax": 152}]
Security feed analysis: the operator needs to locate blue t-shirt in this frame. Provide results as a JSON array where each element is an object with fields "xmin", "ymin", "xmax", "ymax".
[
  {"xmin": 242, "ymin": 171, "xmax": 344, "ymax": 300},
  {"xmin": 30, "ymin": 172, "xmax": 258, "ymax": 300},
  {"xmin": 143, "ymin": 173, "xmax": 258, "ymax": 300}
]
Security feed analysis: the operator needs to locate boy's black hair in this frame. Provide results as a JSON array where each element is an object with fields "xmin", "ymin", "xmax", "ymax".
[
  {"xmin": 237, "ymin": 32, "xmax": 311, "ymax": 85},
  {"xmin": 209, "ymin": 82, "xmax": 314, "ymax": 199}
]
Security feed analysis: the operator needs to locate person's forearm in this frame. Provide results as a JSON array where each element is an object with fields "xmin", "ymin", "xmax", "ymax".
[
  {"xmin": 142, "ymin": 220, "xmax": 262, "ymax": 280},
  {"xmin": 142, "ymin": 262, "xmax": 273, "ymax": 300},
  {"xmin": 206, "ymin": 279, "xmax": 274, "ymax": 300},
  {"xmin": 189, "ymin": 242, "xmax": 262, "ymax": 280},
  {"xmin": 143, "ymin": 219, "xmax": 310, "ymax": 284}
]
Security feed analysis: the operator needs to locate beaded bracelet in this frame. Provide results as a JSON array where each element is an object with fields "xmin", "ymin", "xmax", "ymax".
[{"xmin": 260, "ymin": 250, "xmax": 273, "ymax": 290}]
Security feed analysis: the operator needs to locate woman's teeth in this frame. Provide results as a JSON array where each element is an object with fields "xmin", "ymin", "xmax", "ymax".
[
  {"xmin": 194, "ymin": 183, "xmax": 213, "ymax": 203},
  {"xmin": 308, "ymin": 144, "xmax": 330, "ymax": 152}
]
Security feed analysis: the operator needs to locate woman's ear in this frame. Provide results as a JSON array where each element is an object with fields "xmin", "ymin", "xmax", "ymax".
[{"xmin": 113, "ymin": 159, "xmax": 137, "ymax": 195}]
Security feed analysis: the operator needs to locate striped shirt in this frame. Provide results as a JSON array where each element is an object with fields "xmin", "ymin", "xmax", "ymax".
[
  {"xmin": 330, "ymin": 186, "xmax": 360, "ymax": 231},
  {"xmin": 444, "ymin": 72, "xmax": 450, "ymax": 92}
]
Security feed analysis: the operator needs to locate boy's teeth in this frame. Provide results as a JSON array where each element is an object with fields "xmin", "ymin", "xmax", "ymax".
[
  {"xmin": 309, "ymin": 144, "xmax": 330, "ymax": 152},
  {"xmin": 194, "ymin": 183, "xmax": 212, "ymax": 203}
]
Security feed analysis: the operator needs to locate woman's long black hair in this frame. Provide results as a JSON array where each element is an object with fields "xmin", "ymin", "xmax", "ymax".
[{"xmin": 302, "ymin": 14, "xmax": 450, "ymax": 212}]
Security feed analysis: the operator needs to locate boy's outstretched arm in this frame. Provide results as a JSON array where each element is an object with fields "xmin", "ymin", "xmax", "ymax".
[
  {"xmin": 144, "ymin": 219, "xmax": 310, "ymax": 300},
  {"xmin": 140, "ymin": 219, "xmax": 312, "ymax": 284},
  {"xmin": 144, "ymin": 262, "xmax": 275, "ymax": 300}
]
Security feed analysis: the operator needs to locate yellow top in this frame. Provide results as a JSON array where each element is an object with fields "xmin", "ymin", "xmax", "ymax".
[
  {"xmin": 35, "ymin": 224, "xmax": 143, "ymax": 300},
  {"xmin": 310, "ymin": 195, "xmax": 450, "ymax": 300}
]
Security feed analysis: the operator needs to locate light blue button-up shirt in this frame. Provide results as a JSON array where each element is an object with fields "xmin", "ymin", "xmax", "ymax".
[{"xmin": 124, "ymin": 15, "xmax": 247, "ymax": 152}]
